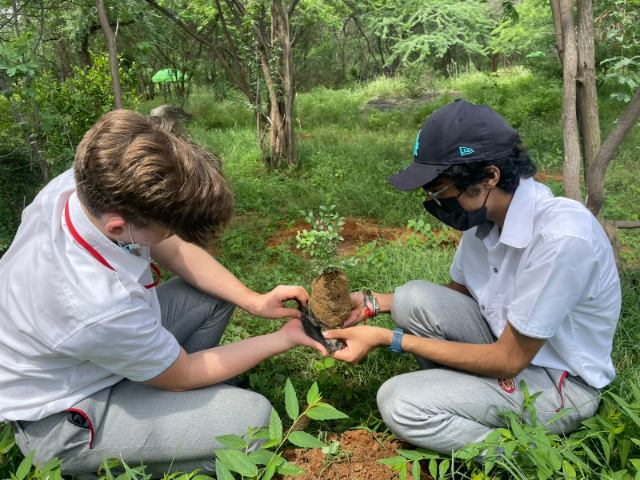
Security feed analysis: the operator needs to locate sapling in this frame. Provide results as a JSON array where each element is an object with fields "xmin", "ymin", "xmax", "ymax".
[{"xmin": 295, "ymin": 205, "xmax": 357, "ymax": 352}]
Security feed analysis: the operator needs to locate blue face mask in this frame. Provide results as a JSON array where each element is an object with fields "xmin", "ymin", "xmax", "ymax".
[{"xmin": 117, "ymin": 225, "xmax": 151, "ymax": 261}]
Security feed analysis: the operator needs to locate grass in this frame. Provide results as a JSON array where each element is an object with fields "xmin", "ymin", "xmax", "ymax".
[{"xmin": 4, "ymin": 68, "xmax": 640, "ymax": 478}]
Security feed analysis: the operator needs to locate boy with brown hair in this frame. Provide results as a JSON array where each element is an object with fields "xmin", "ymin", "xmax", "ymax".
[{"xmin": 0, "ymin": 110, "xmax": 325, "ymax": 475}]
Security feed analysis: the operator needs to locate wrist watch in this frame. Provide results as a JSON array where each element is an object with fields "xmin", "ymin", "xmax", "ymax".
[{"xmin": 388, "ymin": 327, "xmax": 404, "ymax": 353}]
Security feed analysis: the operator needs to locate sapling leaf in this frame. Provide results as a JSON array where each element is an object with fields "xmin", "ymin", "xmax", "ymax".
[
  {"xmin": 284, "ymin": 378, "xmax": 299, "ymax": 420},
  {"xmin": 216, "ymin": 435, "xmax": 247, "ymax": 450},
  {"xmin": 288, "ymin": 431, "xmax": 327, "ymax": 449},
  {"xmin": 15, "ymin": 451, "xmax": 34, "ymax": 480},
  {"xmin": 215, "ymin": 450, "xmax": 258, "ymax": 477},
  {"xmin": 306, "ymin": 402, "xmax": 349, "ymax": 421},
  {"xmin": 214, "ymin": 459, "xmax": 234, "ymax": 480},
  {"xmin": 411, "ymin": 460, "xmax": 421, "ymax": 480},
  {"xmin": 269, "ymin": 408, "xmax": 283, "ymax": 443},
  {"xmin": 276, "ymin": 460, "xmax": 305, "ymax": 476},
  {"xmin": 306, "ymin": 382, "xmax": 321, "ymax": 406},
  {"xmin": 0, "ymin": 423, "xmax": 16, "ymax": 454},
  {"xmin": 262, "ymin": 460, "xmax": 277, "ymax": 480},
  {"xmin": 248, "ymin": 449, "xmax": 275, "ymax": 465},
  {"xmin": 377, "ymin": 456, "xmax": 406, "ymax": 467}
]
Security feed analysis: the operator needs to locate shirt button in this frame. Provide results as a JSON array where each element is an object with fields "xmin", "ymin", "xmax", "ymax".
[
  {"xmin": 492, "ymin": 267, "xmax": 498, "ymax": 273},
  {"xmin": 481, "ymin": 305, "xmax": 486, "ymax": 310}
]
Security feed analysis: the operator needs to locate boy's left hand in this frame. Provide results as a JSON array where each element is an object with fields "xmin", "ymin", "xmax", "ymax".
[
  {"xmin": 251, "ymin": 285, "xmax": 309, "ymax": 319},
  {"xmin": 279, "ymin": 318, "xmax": 329, "ymax": 356}
]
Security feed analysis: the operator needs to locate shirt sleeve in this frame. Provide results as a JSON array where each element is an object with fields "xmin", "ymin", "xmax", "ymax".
[
  {"xmin": 506, "ymin": 235, "xmax": 599, "ymax": 339},
  {"xmin": 56, "ymin": 304, "xmax": 181, "ymax": 381}
]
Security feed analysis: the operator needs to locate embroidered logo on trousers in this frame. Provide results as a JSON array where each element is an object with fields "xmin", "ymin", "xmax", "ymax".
[{"xmin": 498, "ymin": 378, "xmax": 516, "ymax": 394}]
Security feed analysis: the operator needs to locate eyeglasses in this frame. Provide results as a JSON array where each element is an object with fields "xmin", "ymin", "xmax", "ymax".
[{"xmin": 423, "ymin": 181, "xmax": 458, "ymax": 206}]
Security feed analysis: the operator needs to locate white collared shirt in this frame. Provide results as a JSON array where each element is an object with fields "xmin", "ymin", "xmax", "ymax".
[
  {"xmin": 450, "ymin": 178, "xmax": 621, "ymax": 388},
  {"xmin": 0, "ymin": 170, "xmax": 180, "ymax": 421}
]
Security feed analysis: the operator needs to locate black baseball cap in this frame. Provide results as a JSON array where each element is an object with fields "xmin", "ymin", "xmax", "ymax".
[{"xmin": 389, "ymin": 99, "xmax": 518, "ymax": 191}]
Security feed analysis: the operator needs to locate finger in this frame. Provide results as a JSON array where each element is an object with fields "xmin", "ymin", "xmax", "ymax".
[
  {"xmin": 276, "ymin": 285, "xmax": 309, "ymax": 305},
  {"xmin": 332, "ymin": 349, "xmax": 357, "ymax": 363},
  {"xmin": 311, "ymin": 341, "xmax": 329, "ymax": 357},
  {"xmin": 342, "ymin": 310, "xmax": 362, "ymax": 328},
  {"xmin": 322, "ymin": 328, "xmax": 343, "ymax": 340},
  {"xmin": 276, "ymin": 307, "xmax": 302, "ymax": 319}
]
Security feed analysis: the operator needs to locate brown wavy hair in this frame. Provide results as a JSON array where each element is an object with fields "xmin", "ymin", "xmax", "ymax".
[{"xmin": 74, "ymin": 109, "xmax": 234, "ymax": 245}]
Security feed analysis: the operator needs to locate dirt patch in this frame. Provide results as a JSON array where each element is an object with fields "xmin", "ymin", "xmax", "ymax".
[
  {"xmin": 267, "ymin": 217, "xmax": 459, "ymax": 256},
  {"xmin": 282, "ymin": 429, "xmax": 426, "ymax": 480}
]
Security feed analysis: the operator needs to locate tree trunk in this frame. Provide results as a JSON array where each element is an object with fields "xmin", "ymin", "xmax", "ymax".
[
  {"xmin": 585, "ymin": 87, "xmax": 640, "ymax": 216},
  {"xmin": 96, "ymin": 0, "xmax": 123, "ymax": 109},
  {"xmin": 549, "ymin": 0, "xmax": 564, "ymax": 64},
  {"xmin": 56, "ymin": 40, "xmax": 72, "ymax": 81},
  {"xmin": 559, "ymin": 0, "xmax": 582, "ymax": 201},
  {"xmin": 576, "ymin": 0, "xmax": 600, "ymax": 186}
]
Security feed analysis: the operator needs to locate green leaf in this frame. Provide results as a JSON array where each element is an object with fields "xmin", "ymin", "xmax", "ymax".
[
  {"xmin": 377, "ymin": 456, "xmax": 406, "ymax": 467},
  {"xmin": 215, "ymin": 450, "xmax": 258, "ymax": 477},
  {"xmin": 276, "ymin": 461, "xmax": 305, "ymax": 476},
  {"xmin": 411, "ymin": 460, "xmax": 421, "ymax": 480},
  {"xmin": 306, "ymin": 402, "xmax": 349, "ymax": 421},
  {"xmin": 262, "ymin": 460, "xmax": 277, "ymax": 480},
  {"xmin": 269, "ymin": 408, "xmax": 283, "ymax": 443},
  {"xmin": 288, "ymin": 431, "xmax": 327, "ymax": 449},
  {"xmin": 397, "ymin": 449, "xmax": 427, "ymax": 461},
  {"xmin": 285, "ymin": 379, "xmax": 299, "ymax": 421},
  {"xmin": 214, "ymin": 459, "xmax": 234, "ymax": 480},
  {"xmin": 248, "ymin": 449, "xmax": 274, "ymax": 465},
  {"xmin": 438, "ymin": 459, "xmax": 450, "ymax": 478},
  {"xmin": 0, "ymin": 423, "xmax": 16, "ymax": 454},
  {"xmin": 429, "ymin": 458, "xmax": 438, "ymax": 479},
  {"xmin": 16, "ymin": 451, "xmax": 34, "ymax": 480},
  {"xmin": 216, "ymin": 435, "xmax": 247, "ymax": 450},
  {"xmin": 321, "ymin": 440, "xmax": 340, "ymax": 456},
  {"xmin": 306, "ymin": 382, "xmax": 321, "ymax": 406}
]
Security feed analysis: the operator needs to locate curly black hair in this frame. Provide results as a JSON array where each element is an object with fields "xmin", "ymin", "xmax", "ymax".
[{"xmin": 425, "ymin": 141, "xmax": 537, "ymax": 195}]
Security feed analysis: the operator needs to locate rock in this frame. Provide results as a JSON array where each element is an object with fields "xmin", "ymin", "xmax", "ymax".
[{"xmin": 148, "ymin": 104, "xmax": 193, "ymax": 137}]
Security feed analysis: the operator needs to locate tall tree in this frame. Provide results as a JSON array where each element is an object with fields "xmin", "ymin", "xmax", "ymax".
[
  {"xmin": 143, "ymin": 0, "xmax": 300, "ymax": 169},
  {"xmin": 96, "ymin": 0, "xmax": 123, "ymax": 108},
  {"xmin": 550, "ymin": 0, "xmax": 640, "ymax": 251}
]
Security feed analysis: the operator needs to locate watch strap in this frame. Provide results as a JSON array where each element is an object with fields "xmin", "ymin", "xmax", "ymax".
[{"xmin": 388, "ymin": 327, "xmax": 404, "ymax": 353}]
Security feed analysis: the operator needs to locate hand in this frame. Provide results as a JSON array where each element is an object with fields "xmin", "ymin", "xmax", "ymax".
[
  {"xmin": 279, "ymin": 318, "xmax": 329, "ymax": 356},
  {"xmin": 342, "ymin": 291, "xmax": 368, "ymax": 327},
  {"xmin": 251, "ymin": 285, "xmax": 309, "ymax": 319},
  {"xmin": 322, "ymin": 326, "xmax": 388, "ymax": 363}
]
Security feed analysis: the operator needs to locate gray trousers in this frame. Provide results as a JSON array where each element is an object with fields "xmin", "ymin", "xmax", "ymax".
[
  {"xmin": 14, "ymin": 278, "xmax": 272, "ymax": 476},
  {"xmin": 377, "ymin": 280, "xmax": 600, "ymax": 454}
]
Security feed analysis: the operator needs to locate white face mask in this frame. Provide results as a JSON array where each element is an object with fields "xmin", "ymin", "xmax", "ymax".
[{"xmin": 117, "ymin": 225, "xmax": 151, "ymax": 261}]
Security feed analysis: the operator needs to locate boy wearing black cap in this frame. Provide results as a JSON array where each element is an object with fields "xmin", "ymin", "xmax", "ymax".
[{"xmin": 324, "ymin": 100, "xmax": 621, "ymax": 453}]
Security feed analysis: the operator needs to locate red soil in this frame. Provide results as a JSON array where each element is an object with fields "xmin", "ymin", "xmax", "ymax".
[{"xmin": 281, "ymin": 429, "xmax": 428, "ymax": 480}]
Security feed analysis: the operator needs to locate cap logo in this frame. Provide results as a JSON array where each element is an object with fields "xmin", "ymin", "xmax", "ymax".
[
  {"xmin": 413, "ymin": 129, "xmax": 421, "ymax": 157},
  {"xmin": 459, "ymin": 146, "xmax": 475, "ymax": 157}
]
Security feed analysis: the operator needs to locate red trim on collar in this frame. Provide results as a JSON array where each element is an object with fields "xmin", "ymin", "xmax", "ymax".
[{"xmin": 64, "ymin": 198, "xmax": 161, "ymax": 289}]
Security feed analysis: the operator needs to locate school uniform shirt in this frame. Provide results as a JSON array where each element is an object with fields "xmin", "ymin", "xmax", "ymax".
[
  {"xmin": 449, "ymin": 177, "xmax": 621, "ymax": 389},
  {"xmin": 0, "ymin": 169, "xmax": 180, "ymax": 421}
]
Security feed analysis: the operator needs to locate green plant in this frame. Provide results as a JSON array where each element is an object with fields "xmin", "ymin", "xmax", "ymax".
[
  {"xmin": 295, "ymin": 205, "xmax": 357, "ymax": 275},
  {"xmin": 213, "ymin": 379, "xmax": 349, "ymax": 480}
]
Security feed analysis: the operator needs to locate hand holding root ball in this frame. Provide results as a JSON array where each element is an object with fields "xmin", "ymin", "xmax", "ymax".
[{"xmin": 322, "ymin": 326, "xmax": 388, "ymax": 363}]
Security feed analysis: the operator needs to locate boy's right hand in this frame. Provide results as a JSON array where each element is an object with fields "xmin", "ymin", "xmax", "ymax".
[{"xmin": 279, "ymin": 318, "xmax": 329, "ymax": 356}]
